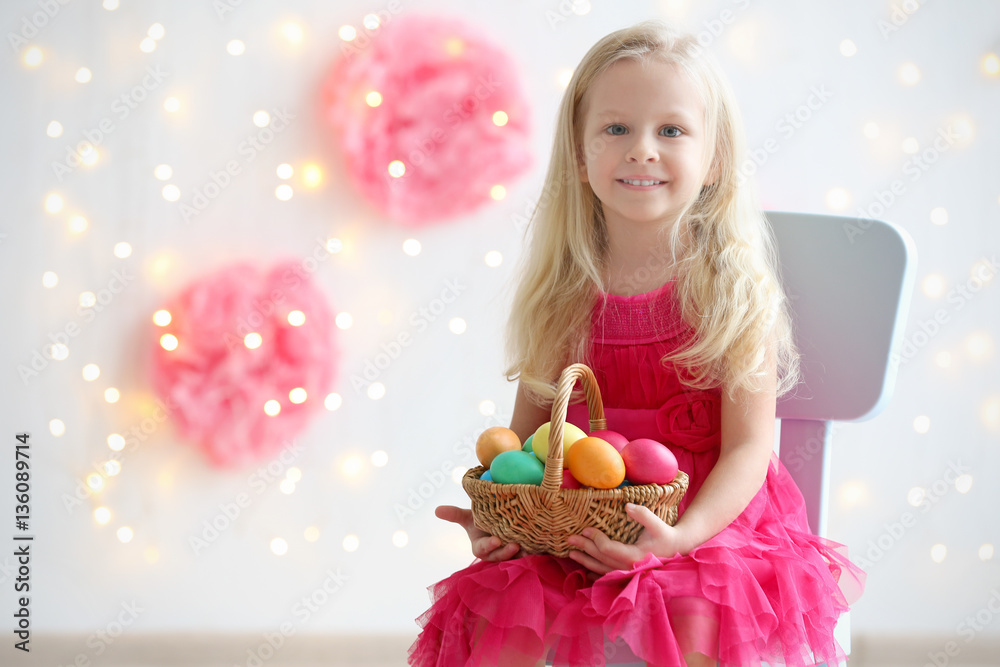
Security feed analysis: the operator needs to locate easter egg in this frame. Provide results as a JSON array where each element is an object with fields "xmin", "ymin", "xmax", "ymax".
[
  {"xmin": 480, "ymin": 470, "xmax": 492, "ymax": 481},
  {"xmin": 561, "ymin": 468, "xmax": 584, "ymax": 489},
  {"xmin": 589, "ymin": 429, "xmax": 629, "ymax": 453},
  {"xmin": 621, "ymin": 438, "xmax": 679, "ymax": 485},
  {"xmin": 522, "ymin": 434, "xmax": 534, "ymax": 453},
  {"xmin": 490, "ymin": 450, "xmax": 545, "ymax": 485},
  {"xmin": 532, "ymin": 421, "xmax": 587, "ymax": 463},
  {"xmin": 565, "ymin": 437, "xmax": 626, "ymax": 489},
  {"xmin": 476, "ymin": 426, "xmax": 522, "ymax": 468}
]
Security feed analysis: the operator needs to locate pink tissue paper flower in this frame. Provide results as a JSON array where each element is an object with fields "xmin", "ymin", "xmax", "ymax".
[
  {"xmin": 320, "ymin": 14, "xmax": 533, "ymax": 226},
  {"xmin": 150, "ymin": 261, "xmax": 337, "ymax": 467}
]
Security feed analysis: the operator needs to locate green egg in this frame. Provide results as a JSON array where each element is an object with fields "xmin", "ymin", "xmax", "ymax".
[
  {"xmin": 522, "ymin": 434, "xmax": 534, "ymax": 453},
  {"xmin": 490, "ymin": 450, "xmax": 545, "ymax": 485}
]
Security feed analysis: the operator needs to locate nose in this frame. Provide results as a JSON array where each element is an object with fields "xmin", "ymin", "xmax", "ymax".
[{"xmin": 626, "ymin": 133, "xmax": 659, "ymax": 163}]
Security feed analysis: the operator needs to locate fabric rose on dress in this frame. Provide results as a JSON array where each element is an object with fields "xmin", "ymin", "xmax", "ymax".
[{"xmin": 655, "ymin": 390, "xmax": 722, "ymax": 453}]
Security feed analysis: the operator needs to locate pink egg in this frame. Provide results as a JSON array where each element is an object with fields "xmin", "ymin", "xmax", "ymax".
[
  {"xmin": 589, "ymin": 429, "xmax": 629, "ymax": 453},
  {"xmin": 562, "ymin": 468, "xmax": 584, "ymax": 489},
  {"xmin": 621, "ymin": 438, "xmax": 679, "ymax": 485}
]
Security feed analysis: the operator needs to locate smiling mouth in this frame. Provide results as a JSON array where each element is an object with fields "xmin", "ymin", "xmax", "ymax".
[{"xmin": 618, "ymin": 178, "xmax": 664, "ymax": 186}]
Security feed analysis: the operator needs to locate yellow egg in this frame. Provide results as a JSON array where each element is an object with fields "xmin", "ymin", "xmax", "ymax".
[
  {"xmin": 531, "ymin": 421, "xmax": 587, "ymax": 463},
  {"xmin": 565, "ymin": 436, "xmax": 626, "ymax": 489},
  {"xmin": 475, "ymin": 426, "xmax": 521, "ymax": 467}
]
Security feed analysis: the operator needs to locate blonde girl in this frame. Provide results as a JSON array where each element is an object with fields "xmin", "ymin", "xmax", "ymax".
[{"xmin": 410, "ymin": 19, "xmax": 864, "ymax": 667}]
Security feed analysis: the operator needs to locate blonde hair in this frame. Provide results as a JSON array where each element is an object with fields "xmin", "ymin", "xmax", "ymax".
[{"xmin": 504, "ymin": 20, "xmax": 800, "ymax": 406}]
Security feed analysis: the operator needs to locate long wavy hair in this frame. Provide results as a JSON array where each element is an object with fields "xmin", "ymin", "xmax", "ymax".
[{"xmin": 504, "ymin": 20, "xmax": 800, "ymax": 407}]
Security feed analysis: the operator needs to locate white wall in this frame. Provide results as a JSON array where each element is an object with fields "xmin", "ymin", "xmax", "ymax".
[{"xmin": 0, "ymin": 0, "xmax": 997, "ymax": 645}]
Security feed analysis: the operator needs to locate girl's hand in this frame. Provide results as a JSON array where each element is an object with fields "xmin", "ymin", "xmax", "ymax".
[
  {"xmin": 435, "ymin": 505, "xmax": 522, "ymax": 562},
  {"xmin": 566, "ymin": 503, "xmax": 693, "ymax": 575}
]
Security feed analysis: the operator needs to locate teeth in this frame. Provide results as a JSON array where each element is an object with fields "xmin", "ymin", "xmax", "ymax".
[{"xmin": 621, "ymin": 179, "xmax": 663, "ymax": 186}]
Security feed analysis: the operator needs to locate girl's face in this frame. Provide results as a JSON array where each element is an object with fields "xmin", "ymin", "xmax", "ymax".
[{"xmin": 578, "ymin": 58, "xmax": 713, "ymax": 232}]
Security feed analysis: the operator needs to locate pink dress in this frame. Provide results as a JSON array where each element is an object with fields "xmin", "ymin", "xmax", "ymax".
[{"xmin": 408, "ymin": 280, "xmax": 865, "ymax": 667}]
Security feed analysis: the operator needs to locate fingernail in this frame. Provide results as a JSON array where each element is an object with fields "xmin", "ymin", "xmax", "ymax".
[{"xmin": 626, "ymin": 502, "xmax": 636, "ymax": 511}]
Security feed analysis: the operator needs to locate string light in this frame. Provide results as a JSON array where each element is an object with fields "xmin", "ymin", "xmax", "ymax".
[
  {"xmin": 49, "ymin": 419, "xmax": 66, "ymax": 436},
  {"xmin": 449, "ymin": 318, "xmax": 467, "ymax": 334},
  {"xmin": 402, "ymin": 239, "xmax": 421, "ymax": 256},
  {"xmin": 479, "ymin": 400, "xmax": 496, "ymax": 416},
  {"xmin": 371, "ymin": 450, "xmax": 389, "ymax": 467},
  {"xmin": 45, "ymin": 193, "xmax": 63, "ymax": 213},
  {"xmin": 153, "ymin": 310, "xmax": 172, "ymax": 326},
  {"xmin": 341, "ymin": 455, "xmax": 364, "ymax": 477},
  {"xmin": 913, "ymin": 415, "xmax": 930, "ymax": 433},
  {"xmin": 981, "ymin": 544, "xmax": 995, "ymax": 561},
  {"xmin": 148, "ymin": 23, "xmax": 165, "ymax": 40},
  {"xmin": 955, "ymin": 474, "xmax": 973, "ymax": 494},
  {"xmin": 335, "ymin": 313, "xmax": 353, "ymax": 329},
  {"xmin": 140, "ymin": 38, "xmax": 157, "ymax": 53},
  {"xmin": 286, "ymin": 467, "xmax": 302, "ymax": 483},
  {"xmin": 366, "ymin": 91, "xmax": 383, "ymax": 107},
  {"xmin": 324, "ymin": 393, "xmax": 342, "ymax": 410},
  {"xmin": 107, "ymin": 434, "xmax": 125, "ymax": 451},
  {"xmin": 82, "ymin": 364, "xmax": 100, "ymax": 381},
  {"xmin": 342, "ymin": 534, "xmax": 360, "ymax": 552},
  {"xmin": 275, "ymin": 184, "xmax": 293, "ymax": 200},
  {"xmin": 934, "ymin": 351, "xmax": 952, "ymax": 368},
  {"xmin": 839, "ymin": 39, "xmax": 857, "ymax": 57},
  {"xmin": 50, "ymin": 344, "xmax": 69, "ymax": 360},
  {"xmin": 102, "ymin": 0, "xmax": 119, "ymax": 9},
  {"xmin": 270, "ymin": 538, "xmax": 288, "ymax": 555},
  {"xmin": 253, "ymin": 111, "xmax": 270, "ymax": 127},
  {"xmin": 104, "ymin": 388, "xmax": 120, "ymax": 403},
  {"xmin": 144, "ymin": 547, "xmax": 160, "ymax": 564},
  {"xmin": 338, "ymin": 25, "xmax": 357, "ymax": 41},
  {"xmin": 838, "ymin": 481, "xmax": 868, "ymax": 507},
  {"xmin": 898, "ymin": 62, "xmax": 921, "ymax": 86},
  {"xmin": 94, "ymin": 507, "xmax": 111, "ymax": 524},
  {"xmin": 163, "ymin": 97, "xmax": 180, "ymax": 113},
  {"xmin": 363, "ymin": 14, "xmax": 380, "ymax": 30},
  {"xmin": 282, "ymin": 22, "xmax": 304, "ymax": 44},
  {"xmin": 964, "ymin": 331, "xmax": 993, "ymax": 362},
  {"xmin": 862, "ymin": 122, "xmax": 879, "ymax": 139},
  {"xmin": 227, "ymin": 40, "xmax": 246, "ymax": 56},
  {"xmin": 154, "ymin": 164, "xmax": 173, "ymax": 180},
  {"xmin": 982, "ymin": 53, "xmax": 1000, "ymax": 77},
  {"xmin": 388, "ymin": 160, "xmax": 406, "ymax": 178},
  {"xmin": 23, "ymin": 47, "xmax": 43, "ymax": 67},
  {"xmin": 87, "ymin": 474, "xmax": 104, "ymax": 491},
  {"xmin": 114, "ymin": 242, "xmax": 132, "ymax": 258},
  {"xmin": 930, "ymin": 543, "xmax": 947, "ymax": 563},
  {"xmin": 367, "ymin": 382, "xmax": 386, "ymax": 400},
  {"xmin": 921, "ymin": 273, "xmax": 946, "ymax": 299},
  {"xmin": 69, "ymin": 216, "xmax": 88, "ymax": 234},
  {"xmin": 492, "ymin": 110, "xmax": 508, "ymax": 126},
  {"xmin": 75, "ymin": 68, "xmax": 93, "ymax": 83},
  {"xmin": 444, "ymin": 37, "xmax": 464, "ymax": 57},
  {"xmin": 104, "ymin": 460, "xmax": 121, "ymax": 476},
  {"xmin": 42, "ymin": 271, "xmax": 58, "ymax": 288},
  {"xmin": 906, "ymin": 487, "xmax": 925, "ymax": 507},
  {"xmin": 162, "ymin": 184, "xmax": 180, "ymax": 201},
  {"xmin": 929, "ymin": 207, "xmax": 948, "ymax": 225},
  {"xmin": 825, "ymin": 187, "xmax": 851, "ymax": 211},
  {"xmin": 289, "ymin": 388, "xmax": 307, "ymax": 404},
  {"xmin": 264, "ymin": 400, "xmax": 281, "ymax": 416},
  {"xmin": 392, "ymin": 530, "xmax": 409, "ymax": 548},
  {"xmin": 159, "ymin": 334, "xmax": 178, "ymax": 351},
  {"xmin": 901, "ymin": 137, "xmax": 919, "ymax": 154},
  {"xmin": 302, "ymin": 163, "xmax": 323, "ymax": 188},
  {"xmin": 276, "ymin": 163, "xmax": 293, "ymax": 179},
  {"xmin": 557, "ymin": 68, "xmax": 574, "ymax": 89},
  {"xmin": 244, "ymin": 333, "xmax": 262, "ymax": 349},
  {"xmin": 304, "ymin": 526, "xmax": 320, "ymax": 542},
  {"xmin": 982, "ymin": 395, "xmax": 1000, "ymax": 433},
  {"xmin": 484, "ymin": 251, "xmax": 503, "ymax": 267},
  {"xmin": 451, "ymin": 467, "xmax": 466, "ymax": 484},
  {"xmin": 117, "ymin": 527, "xmax": 134, "ymax": 543},
  {"xmin": 287, "ymin": 310, "xmax": 305, "ymax": 326},
  {"xmin": 490, "ymin": 184, "xmax": 506, "ymax": 200},
  {"xmin": 46, "ymin": 121, "xmax": 63, "ymax": 137}
]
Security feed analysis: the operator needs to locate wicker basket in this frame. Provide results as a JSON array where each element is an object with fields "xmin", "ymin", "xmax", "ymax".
[{"xmin": 463, "ymin": 363, "xmax": 689, "ymax": 557}]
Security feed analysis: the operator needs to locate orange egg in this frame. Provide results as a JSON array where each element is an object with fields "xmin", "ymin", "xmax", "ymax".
[
  {"xmin": 565, "ymin": 437, "xmax": 626, "ymax": 489},
  {"xmin": 475, "ymin": 426, "xmax": 522, "ymax": 468}
]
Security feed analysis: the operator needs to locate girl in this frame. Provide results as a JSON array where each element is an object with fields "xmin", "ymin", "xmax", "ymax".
[{"xmin": 409, "ymin": 20, "xmax": 864, "ymax": 667}]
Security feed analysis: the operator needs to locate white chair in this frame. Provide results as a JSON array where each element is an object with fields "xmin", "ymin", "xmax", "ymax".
[{"xmin": 592, "ymin": 211, "xmax": 917, "ymax": 666}]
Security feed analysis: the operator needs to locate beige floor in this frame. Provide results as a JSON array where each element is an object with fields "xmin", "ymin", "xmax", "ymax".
[{"xmin": 20, "ymin": 633, "xmax": 1000, "ymax": 666}]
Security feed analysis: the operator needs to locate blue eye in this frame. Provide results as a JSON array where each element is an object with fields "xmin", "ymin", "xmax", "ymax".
[
  {"xmin": 661, "ymin": 126, "xmax": 682, "ymax": 137},
  {"xmin": 606, "ymin": 124, "xmax": 627, "ymax": 136}
]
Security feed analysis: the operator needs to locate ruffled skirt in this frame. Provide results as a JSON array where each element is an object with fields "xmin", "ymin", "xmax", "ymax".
[{"xmin": 408, "ymin": 456, "xmax": 864, "ymax": 667}]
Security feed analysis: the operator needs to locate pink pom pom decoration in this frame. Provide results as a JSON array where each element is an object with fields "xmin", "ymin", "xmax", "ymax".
[
  {"xmin": 150, "ymin": 261, "xmax": 337, "ymax": 467},
  {"xmin": 320, "ymin": 14, "xmax": 533, "ymax": 226}
]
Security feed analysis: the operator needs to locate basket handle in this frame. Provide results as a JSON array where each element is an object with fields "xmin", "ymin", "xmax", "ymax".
[{"xmin": 542, "ymin": 363, "xmax": 608, "ymax": 492}]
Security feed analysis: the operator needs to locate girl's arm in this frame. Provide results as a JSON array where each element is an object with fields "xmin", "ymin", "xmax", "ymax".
[
  {"xmin": 436, "ymin": 380, "xmax": 552, "ymax": 561},
  {"xmin": 567, "ymin": 347, "xmax": 778, "ymax": 573}
]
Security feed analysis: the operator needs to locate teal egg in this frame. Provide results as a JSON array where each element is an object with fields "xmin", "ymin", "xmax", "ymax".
[
  {"xmin": 522, "ymin": 434, "xmax": 534, "ymax": 453},
  {"xmin": 490, "ymin": 450, "xmax": 545, "ymax": 485},
  {"xmin": 480, "ymin": 470, "xmax": 493, "ymax": 481}
]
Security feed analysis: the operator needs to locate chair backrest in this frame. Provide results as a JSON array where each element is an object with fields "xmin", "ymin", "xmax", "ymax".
[{"xmin": 766, "ymin": 211, "xmax": 917, "ymax": 536}]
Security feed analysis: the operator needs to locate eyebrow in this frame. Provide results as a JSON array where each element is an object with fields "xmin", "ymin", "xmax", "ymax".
[{"xmin": 595, "ymin": 109, "xmax": 697, "ymax": 123}]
